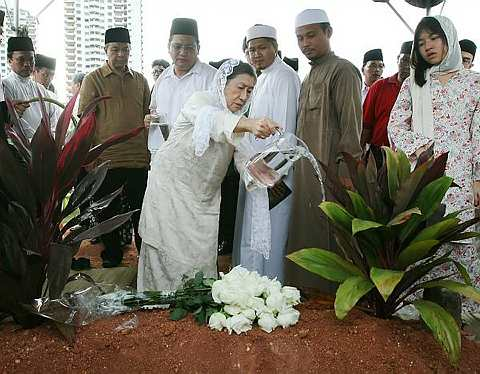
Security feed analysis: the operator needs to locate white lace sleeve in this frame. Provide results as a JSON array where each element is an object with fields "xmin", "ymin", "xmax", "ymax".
[
  {"xmin": 192, "ymin": 105, "xmax": 219, "ymax": 157},
  {"xmin": 250, "ymin": 187, "xmax": 271, "ymax": 260}
]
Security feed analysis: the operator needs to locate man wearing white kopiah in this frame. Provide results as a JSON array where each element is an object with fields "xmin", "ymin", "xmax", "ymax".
[
  {"xmin": 233, "ymin": 24, "xmax": 300, "ymax": 283},
  {"xmin": 3, "ymin": 36, "xmax": 59, "ymax": 140},
  {"xmin": 146, "ymin": 18, "xmax": 216, "ymax": 157}
]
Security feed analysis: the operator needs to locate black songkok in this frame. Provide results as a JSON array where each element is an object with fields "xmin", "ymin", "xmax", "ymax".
[
  {"xmin": 7, "ymin": 36, "xmax": 34, "ymax": 53},
  {"xmin": 209, "ymin": 59, "xmax": 229, "ymax": 69},
  {"xmin": 170, "ymin": 18, "xmax": 199, "ymax": 43},
  {"xmin": 35, "ymin": 54, "xmax": 56, "ymax": 70},
  {"xmin": 283, "ymin": 57, "xmax": 299, "ymax": 72},
  {"xmin": 104, "ymin": 27, "xmax": 130, "ymax": 44},
  {"xmin": 460, "ymin": 39, "xmax": 476, "ymax": 58},
  {"xmin": 363, "ymin": 48, "xmax": 383, "ymax": 65},
  {"xmin": 400, "ymin": 41, "xmax": 413, "ymax": 55}
]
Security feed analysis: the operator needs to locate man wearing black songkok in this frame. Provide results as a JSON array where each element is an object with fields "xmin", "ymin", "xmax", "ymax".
[
  {"xmin": 3, "ymin": 36, "xmax": 59, "ymax": 140},
  {"xmin": 459, "ymin": 39, "xmax": 476, "ymax": 70},
  {"xmin": 362, "ymin": 41, "xmax": 413, "ymax": 148},
  {"xmin": 361, "ymin": 48, "xmax": 384, "ymax": 103},
  {"xmin": 147, "ymin": 18, "xmax": 215, "ymax": 156},
  {"xmin": 78, "ymin": 27, "xmax": 151, "ymax": 267},
  {"xmin": 33, "ymin": 54, "xmax": 56, "ymax": 92}
]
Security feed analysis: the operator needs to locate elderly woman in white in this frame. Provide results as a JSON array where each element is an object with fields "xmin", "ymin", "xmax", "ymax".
[{"xmin": 138, "ymin": 59, "xmax": 278, "ymax": 291}]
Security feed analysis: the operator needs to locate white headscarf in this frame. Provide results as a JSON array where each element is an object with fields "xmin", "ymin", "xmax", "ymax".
[
  {"xmin": 410, "ymin": 15, "xmax": 463, "ymax": 138},
  {"xmin": 192, "ymin": 59, "xmax": 254, "ymax": 157}
]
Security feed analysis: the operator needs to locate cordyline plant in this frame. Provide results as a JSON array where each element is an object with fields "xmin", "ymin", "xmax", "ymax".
[
  {"xmin": 287, "ymin": 147, "xmax": 480, "ymax": 366},
  {"xmin": 0, "ymin": 90, "xmax": 144, "ymax": 327}
]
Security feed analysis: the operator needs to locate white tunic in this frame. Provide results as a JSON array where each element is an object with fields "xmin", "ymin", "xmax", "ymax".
[
  {"xmin": 148, "ymin": 60, "xmax": 216, "ymax": 153},
  {"xmin": 138, "ymin": 91, "xmax": 244, "ymax": 292},
  {"xmin": 233, "ymin": 56, "xmax": 300, "ymax": 283},
  {"xmin": 3, "ymin": 71, "xmax": 59, "ymax": 140}
]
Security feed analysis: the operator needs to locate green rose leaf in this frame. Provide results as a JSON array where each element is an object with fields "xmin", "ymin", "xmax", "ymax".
[{"xmin": 170, "ymin": 307, "xmax": 188, "ymax": 321}]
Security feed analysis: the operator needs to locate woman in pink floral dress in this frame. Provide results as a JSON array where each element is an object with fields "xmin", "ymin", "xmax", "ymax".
[{"xmin": 389, "ymin": 15, "xmax": 480, "ymax": 313}]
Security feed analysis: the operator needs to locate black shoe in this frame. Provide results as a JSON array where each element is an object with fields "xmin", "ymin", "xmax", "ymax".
[
  {"xmin": 101, "ymin": 251, "xmax": 122, "ymax": 268},
  {"xmin": 71, "ymin": 257, "xmax": 91, "ymax": 271}
]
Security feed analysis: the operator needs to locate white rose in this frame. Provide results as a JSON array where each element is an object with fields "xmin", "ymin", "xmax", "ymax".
[
  {"xmin": 225, "ymin": 314, "xmax": 252, "ymax": 335},
  {"xmin": 211, "ymin": 280, "xmax": 225, "ymax": 304},
  {"xmin": 276, "ymin": 307, "xmax": 300, "ymax": 328},
  {"xmin": 266, "ymin": 291, "xmax": 286, "ymax": 314},
  {"xmin": 258, "ymin": 312, "xmax": 279, "ymax": 333},
  {"xmin": 241, "ymin": 308, "xmax": 256, "ymax": 321},
  {"xmin": 208, "ymin": 312, "xmax": 227, "ymax": 331},
  {"xmin": 247, "ymin": 296, "xmax": 267, "ymax": 315},
  {"xmin": 264, "ymin": 278, "xmax": 282, "ymax": 297},
  {"xmin": 281, "ymin": 286, "xmax": 301, "ymax": 306},
  {"xmin": 224, "ymin": 304, "xmax": 242, "ymax": 316},
  {"xmin": 219, "ymin": 285, "xmax": 238, "ymax": 305}
]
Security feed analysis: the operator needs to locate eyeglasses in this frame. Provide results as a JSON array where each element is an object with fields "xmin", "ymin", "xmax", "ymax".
[
  {"xmin": 12, "ymin": 56, "xmax": 34, "ymax": 65},
  {"xmin": 366, "ymin": 62, "xmax": 385, "ymax": 70},
  {"xmin": 170, "ymin": 43, "xmax": 197, "ymax": 53}
]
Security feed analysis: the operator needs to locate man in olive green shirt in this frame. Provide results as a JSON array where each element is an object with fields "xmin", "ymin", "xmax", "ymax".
[
  {"xmin": 78, "ymin": 27, "xmax": 150, "ymax": 267},
  {"xmin": 286, "ymin": 9, "xmax": 363, "ymax": 293}
]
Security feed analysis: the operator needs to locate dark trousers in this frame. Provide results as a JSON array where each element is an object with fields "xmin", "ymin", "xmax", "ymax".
[
  {"xmin": 95, "ymin": 167, "xmax": 148, "ymax": 263},
  {"xmin": 218, "ymin": 160, "xmax": 239, "ymax": 255}
]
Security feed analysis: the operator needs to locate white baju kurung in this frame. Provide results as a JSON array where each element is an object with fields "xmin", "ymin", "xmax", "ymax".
[
  {"xmin": 233, "ymin": 56, "xmax": 300, "ymax": 283},
  {"xmin": 138, "ymin": 91, "xmax": 245, "ymax": 292},
  {"xmin": 148, "ymin": 60, "xmax": 216, "ymax": 155},
  {"xmin": 3, "ymin": 71, "xmax": 60, "ymax": 140}
]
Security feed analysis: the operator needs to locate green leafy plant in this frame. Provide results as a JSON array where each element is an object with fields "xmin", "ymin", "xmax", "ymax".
[
  {"xmin": 287, "ymin": 147, "xmax": 480, "ymax": 365},
  {"xmin": 0, "ymin": 91, "xmax": 144, "ymax": 326}
]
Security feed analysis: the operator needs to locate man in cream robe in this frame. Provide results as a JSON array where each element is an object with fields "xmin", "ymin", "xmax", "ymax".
[
  {"xmin": 233, "ymin": 25, "xmax": 300, "ymax": 283},
  {"xmin": 285, "ymin": 9, "xmax": 362, "ymax": 293}
]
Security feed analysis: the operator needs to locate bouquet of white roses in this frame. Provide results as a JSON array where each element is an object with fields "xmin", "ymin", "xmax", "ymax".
[{"xmin": 208, "ymin": 266, "xmax": 301, "ymax": 334}]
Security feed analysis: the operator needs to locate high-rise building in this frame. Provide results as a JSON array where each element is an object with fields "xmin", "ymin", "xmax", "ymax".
[
  {"xmin": 64, "ymin": 0, "xmax": 143, "ymax": 95},
  {"xmin": 0, "ymin": 7, "xmax": 37, "ymax": 78}
]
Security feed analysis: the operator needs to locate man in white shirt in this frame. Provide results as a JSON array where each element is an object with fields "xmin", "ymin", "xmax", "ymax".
[
  {"xmin": 233, "ymin": 24, "xmax": 300, "ymax": 283},
  {"xmin": 147, "ymin": 18, "xmax": 216, "ymax": 157},
  {"xmin": 3, "ymin": 37, "xmax": 59, "ymax": 140}
]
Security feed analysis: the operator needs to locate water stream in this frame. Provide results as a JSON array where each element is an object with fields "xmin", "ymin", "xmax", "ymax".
[{"xmin": 243, "ymin": 133, "xmax": 326, "ymax": 200}]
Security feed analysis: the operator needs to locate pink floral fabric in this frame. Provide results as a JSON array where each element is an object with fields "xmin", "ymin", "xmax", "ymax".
[{"xmin": 389, "ymin": 69, "xmax": 480, "ymax": 313}]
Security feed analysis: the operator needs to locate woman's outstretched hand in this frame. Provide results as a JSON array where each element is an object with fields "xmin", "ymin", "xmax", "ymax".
[{"xmin": 249, "ymin": 118, "xmax": 280, "ymax": 139}]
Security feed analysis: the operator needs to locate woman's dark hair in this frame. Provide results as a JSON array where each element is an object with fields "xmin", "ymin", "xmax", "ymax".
[
  {"xmin": 412, "ymin": 17, "xmax": 448, "ymax": 87},
  {"xmin": 227, "ymin": 61, "xmax": 256, "ymax": 81}
]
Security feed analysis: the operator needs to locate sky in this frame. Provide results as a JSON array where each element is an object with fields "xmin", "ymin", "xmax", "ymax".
[{"xmin": 13, "ymin": 0, "xmax": 480, "ymax": 101}]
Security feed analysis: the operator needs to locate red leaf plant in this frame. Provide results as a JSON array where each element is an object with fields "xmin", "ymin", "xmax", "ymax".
[{"xmin": 0, "ymin": 90, "xmax": 145, "ymax": 326}]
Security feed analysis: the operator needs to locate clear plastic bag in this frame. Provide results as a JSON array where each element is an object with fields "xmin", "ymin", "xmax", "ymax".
[{"xmin": 28, "ymin": 273, "xmax": 170, "ymax": 326}]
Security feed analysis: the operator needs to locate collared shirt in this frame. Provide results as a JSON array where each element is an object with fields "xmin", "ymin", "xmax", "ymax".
[
  {"xmin": 3, "ymin": 71, "xmax": 60, "ymax": 140},
  {"xmin": 148, "ymin": 60, "xmax": 216, "ymax": 151},
  {"xmin": 361, "ymin": 83, "xmax": 370, "ymax": 104},
  {"xmin": 78, "ymin": 62, "xmax": 151, "ymax": 169},
  {"xmin": 363, "ymin": 73, "xmax": 402, "ymax": 146}
]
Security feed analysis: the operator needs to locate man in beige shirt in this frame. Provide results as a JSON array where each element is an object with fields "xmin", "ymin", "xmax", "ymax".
[{"xmin": 78, "ymin": 27, "xmax": 150, "ymax": 267}]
